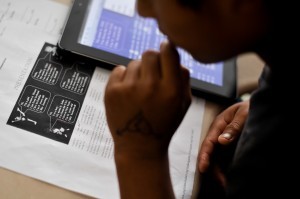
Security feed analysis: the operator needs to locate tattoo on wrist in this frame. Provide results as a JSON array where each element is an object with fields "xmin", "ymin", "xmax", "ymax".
[{"xmin": 116, "ymin": 111, "xmax": 160, "ymax": 138}]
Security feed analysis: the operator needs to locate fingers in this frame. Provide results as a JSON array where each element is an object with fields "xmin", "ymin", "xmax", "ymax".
[
  {"xmin": 109, "ymin": 40, "xmax": 182, "ymax": 88},
  {"xmin": 160, "ymin": 40, "xmax": 181, "ymax": 84},
  {"xmin": 123, "ymin": 60, "xmax": 141, "ymax": 84},
  {"xmin": 107, "ymin": 65, "xmax": 126, "ymax": 84},
  {"xmin": 104, "ymin": 65, "xmax": 126, "ymax": 115},
  {"xmin": 198, "ymin": 101, "xmax": 249, "ymax": 173},
  {"xmin": 218, "ymin": 101, "xmax": 249, "ymax": 145},
  {"xmin": 213, "ymin": 165, "xmax": 227, "ymax": 188},
  {"xmin": 140, "ymin": 50, "xmax": 161, "ymax": 82},
  {"xmin": 198, "ymin": 118, "xmax": 226, "ymax": 173},
  {"xmin": 198, "ymin": 139, "xmax": 216, "ymax": 173}
]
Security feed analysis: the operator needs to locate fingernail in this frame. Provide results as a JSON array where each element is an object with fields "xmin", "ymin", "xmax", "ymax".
[
  {"xmin": 160, "ymin": 40, "xmax": 169, "ymax": 48},
  {"xmin": 221, "ymin": 133, "xmax": 233, "ymax": 140}
]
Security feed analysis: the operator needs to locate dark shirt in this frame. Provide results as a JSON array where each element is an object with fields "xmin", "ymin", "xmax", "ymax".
[{"xmin": 227, "ymin": 65, "xmax": 298, "ymax": 198}]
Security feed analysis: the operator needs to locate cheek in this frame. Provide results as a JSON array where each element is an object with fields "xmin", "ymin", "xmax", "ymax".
[
  {"xmin": 167, "ymin": 27, "xmax": 229, "ymax": 63},
  {"xmin": 162, "ymin": 23, "xmax": 202, "ymax": 56},
  {"xmin": 149, "ymin": 5, "xmax": 235, "ymax": 62}
]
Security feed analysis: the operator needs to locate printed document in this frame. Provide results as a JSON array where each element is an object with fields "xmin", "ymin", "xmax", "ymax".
[{"xmin": 0, "ymin": 0, "xmax": 206, "ymax": 198}]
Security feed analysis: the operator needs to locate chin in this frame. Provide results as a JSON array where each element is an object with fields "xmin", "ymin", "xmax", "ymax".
[
  {"xmin": 191, "ymin": 53, "xmax": 217, "ymax": 64},
  {"xmin": 192, "ymin": 51, "xmax": 235, "ymax": 64}
]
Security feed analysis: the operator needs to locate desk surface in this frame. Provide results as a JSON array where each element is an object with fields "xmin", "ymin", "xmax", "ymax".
[
  {"xmin": 0, "ymin": 52, "xmax": 264, "ymax": 199},
  {"xmin": 0, "ymin": 0, "xmax": 265, "ymax": 198}
]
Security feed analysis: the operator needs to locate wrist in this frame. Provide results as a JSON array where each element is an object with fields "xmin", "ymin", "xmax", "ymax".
[
  {"xmin": 114, "ymin": 151, "xmax": 175, "ymax": 199},
  {"xmin": 113, "ymin": 138, "xmax": 170, "ymax": 161}
]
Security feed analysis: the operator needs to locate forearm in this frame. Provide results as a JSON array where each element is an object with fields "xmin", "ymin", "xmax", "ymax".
[{"xmin": 115, "ymin": 153, "xmax": 175, "ymax": 199}]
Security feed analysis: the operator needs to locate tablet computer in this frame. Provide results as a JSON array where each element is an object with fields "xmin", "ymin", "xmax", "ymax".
[{"xmin": 57, "ymin": 0, "xmax": 237, "ymax": 104}]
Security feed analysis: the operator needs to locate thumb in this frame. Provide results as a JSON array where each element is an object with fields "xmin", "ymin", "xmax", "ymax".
[
  {"xmin": 218, "ymin": 104, "xmax": 249, "ymax": 145},
  {"xmin": 218, "ymin": 116, "xmax": 246, "ymax": 145}
]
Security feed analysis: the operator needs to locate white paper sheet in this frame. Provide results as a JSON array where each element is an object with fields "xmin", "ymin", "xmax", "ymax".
[{"xmin": 0, "ymin": 0, "xmax": 206, "ymax": 198}]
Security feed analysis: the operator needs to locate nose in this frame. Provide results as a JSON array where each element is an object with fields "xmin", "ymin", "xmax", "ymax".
[{"xmin": 136, "ymin": 1, "xmax": 155, "ymax": 18}]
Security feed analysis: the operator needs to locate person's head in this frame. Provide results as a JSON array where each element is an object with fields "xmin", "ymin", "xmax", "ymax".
[{"xmin": 136, "ymin": 0, "xmax": 275, "ymax": 63}]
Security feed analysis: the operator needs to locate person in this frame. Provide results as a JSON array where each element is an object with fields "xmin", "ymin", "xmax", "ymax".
[
  {"xmin": 12, "ymin": 107, "xmax": 37, "ymax": 125},
  {"xmin": 104, "ymin": 0, "xmax": 298, "ymax": 198}
]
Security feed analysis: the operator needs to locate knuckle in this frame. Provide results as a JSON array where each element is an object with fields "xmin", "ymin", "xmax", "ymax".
[
  {"xmin": 142, "ymin": 50, "xmax": 159, "ymax": 60},
  {"xmin": 127, "ymin": 59, "xmax": 140, "ymax": 67},
  {"xmin": 181, "ymin": 66, "xmax": 190, "ymax": 81},
  {"xmin": 142, "ymin": 81, "xmax": 158, "ymax": 95},
  {"xmin": 104, "ymin": 84, "xmax": 120, "ymax": 103},
  {"xmin": 163, "ymin": 88, "xmax": 179, "ymax": 102},
  {"xmin": 227, "ymin": 120, "xmax": 242, "ymax": 132}
]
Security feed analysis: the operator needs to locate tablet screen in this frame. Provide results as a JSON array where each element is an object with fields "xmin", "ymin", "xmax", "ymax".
[
  {"xmin": 77, "ymin": 0, "xmax": 224, "ymax": 87},
  {"xmin": 58, "ymin": 0, "xmax": 237, "ymax": 103}
]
